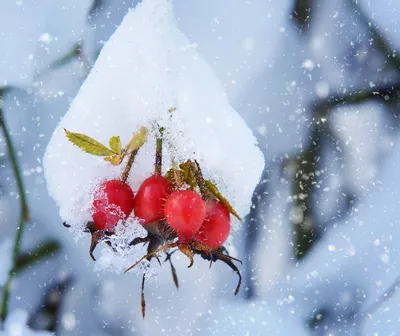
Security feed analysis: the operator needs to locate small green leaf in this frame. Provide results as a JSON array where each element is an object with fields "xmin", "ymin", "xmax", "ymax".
[
  {"xmin": 104, "ymin": 154, "xmax": 122, "ymax": 166},
  {"xmin": 64, "ymin": 129, "xmax": 115, "ymax": 156},
  {"xmin": 126, "ymin": 126, "xmax": 148, "ymax": 153},
  {"xmin": 109, "ymin": 136, "xmax": 122, "ymax": 155},
  {"xmin": 205, "ymin": 180, "xmax": 242, "ymax": 221},
  {"xmin": 16, "ymin": 240, "xmax": 60, "ymax": 273}
]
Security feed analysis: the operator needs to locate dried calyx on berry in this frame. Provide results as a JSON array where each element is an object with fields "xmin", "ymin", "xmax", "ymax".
[{"xmin": 62, "ymin": 119, "xmax": 243, "ymax": 319}]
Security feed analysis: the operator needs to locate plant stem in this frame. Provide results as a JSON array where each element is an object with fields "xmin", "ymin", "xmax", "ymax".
[
  {"xmin": 154, "ymin": 127, "xmax": 165, "ymax": 175},
  {"xmin": 121, "ymin": 149, "xmax": 138, "ymax": 183},
  {"xmin": 155, "ymin": 138, "xmax": 162, "ymax": 175},
  {"xmin": 15, "ymin": 240, "xmax": 60, "ymax": 273},
  {"xmin": 0, "ymin": 89, "xmax": 30, "ymax": 322},
  {"xmin": 313, "ymin": 82, "xmax": 400, "ymax": 120}
]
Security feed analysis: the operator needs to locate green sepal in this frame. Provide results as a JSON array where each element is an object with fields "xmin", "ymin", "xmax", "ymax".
[
  {"xmin": 109, "ymin": 136, "xmax": 122, "ymax": 155},
  {"xmin": 205, "ymin": 180, "xmax": 242, "ymax": 221}
]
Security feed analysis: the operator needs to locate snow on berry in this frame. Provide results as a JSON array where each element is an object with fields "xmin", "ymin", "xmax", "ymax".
[
  {"xmin": 43, "ymin": 0, "xmax": 263, "ymax": 283},
  {"xmin": 92, "ymin": 179, "xmax": 135, "ymax": 231}
]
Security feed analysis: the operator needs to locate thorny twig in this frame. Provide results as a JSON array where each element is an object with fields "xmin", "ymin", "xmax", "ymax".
[{"xmin": 0, "ymin": 89, "xmax": 30, "ymax": 323}]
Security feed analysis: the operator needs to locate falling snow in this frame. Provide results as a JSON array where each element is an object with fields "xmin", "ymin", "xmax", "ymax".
[{"xmin": 1, "ymin": 0, "xmax": 400, "ymax": 335}]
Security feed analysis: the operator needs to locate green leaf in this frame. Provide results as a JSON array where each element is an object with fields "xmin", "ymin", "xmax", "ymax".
[
  {"xmin": 126, "ymin": 126, "xmax": 148, "ymax": 153},
  {"xmin": 16, "ymin": 240, "xmax": 60, "ymax": 273},
  {"xmin": 205, "ymin": 180, "xmax": 242, "ymax": 221},
  {"xmin": 64, "ymin": 129, "xmax": 115, "ymax": 156},
  {"xmin": 109, "ymin": 136, "xmax": 122, "ymax": 155}
]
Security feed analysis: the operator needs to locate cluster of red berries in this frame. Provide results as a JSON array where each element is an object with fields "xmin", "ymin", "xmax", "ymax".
[
  {"xmin": 92, "ymin": 175, "xmax": 231, "ymax": 249},
  {"xmin": 63, "ymin": 125, "xmax": 241, "ymax": 318}
]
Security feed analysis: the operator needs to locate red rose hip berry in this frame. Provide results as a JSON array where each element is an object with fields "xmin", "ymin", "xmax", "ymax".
[
  {"xmin": 92, "ymin": 179, "xmax": 135, "ymax": 231},
  {"xmin": 164, "ymin": 190, "xmax": 206, "ymax": 242},
  {"xmin": 134, "ymin": 175, "xmax": 172, "ymax": 224},
  {"xmin": 195, "ymin": 200, "xmax": 231, "ymax": 249}
]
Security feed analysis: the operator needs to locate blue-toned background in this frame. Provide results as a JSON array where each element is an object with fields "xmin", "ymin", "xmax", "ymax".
[{"xmin": 1, "ymin": 0, "xmax": 399, "ymax": 335}]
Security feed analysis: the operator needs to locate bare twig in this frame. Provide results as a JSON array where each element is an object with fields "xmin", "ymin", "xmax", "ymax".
[
  {"xmin": 0, "ymin": 89, "xmax": 30, "ymax": 322},
  {"xmin": 313, "ymin": 82, "xmax": 400, "ymax": 119},
  {"xmin": 355, "ymin": 275, "xmax": 400, "ymax": 334},
  {"xmin": 38, "ymin": 43, "xmax": 94, "ymax": 80},
  {"xmin": 347, "ymin": 0, "xmax": 400, "ymax": 72},
  {"xmin": 290, "ymin": 80, "xmax": 400, "ymax": 259}
]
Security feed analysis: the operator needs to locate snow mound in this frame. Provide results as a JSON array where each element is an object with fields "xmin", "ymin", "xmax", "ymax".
[{"xmin": 43, "ymin": 0, "xmax": 264, "ymax": 267}]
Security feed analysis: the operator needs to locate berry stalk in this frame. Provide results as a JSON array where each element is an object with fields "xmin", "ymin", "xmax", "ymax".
[
  {"xmin": 121, "ymin": 149, "xmax": 139, "ymax": 183},
  {"xmin": 154, "ymin": 127, "xmax": 164, "ymax": 175}
]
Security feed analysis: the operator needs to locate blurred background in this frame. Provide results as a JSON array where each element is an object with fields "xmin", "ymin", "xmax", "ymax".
[{"xmin": 1, "ymin": 0, "xmax": 400, "ymax": 335}]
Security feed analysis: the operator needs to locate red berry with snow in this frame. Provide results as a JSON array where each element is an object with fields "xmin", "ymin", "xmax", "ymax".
[
  {"xmin": 92, "ymin": 179, "xmax": 135, "ymax": 231},
  {"xmin": 195, "ymin": 200, "xmax": 231, "ymax": 249},
  {"xmin": 164, "ymin": 190, "xmax": 206, "ymax": 242},
  {"xmin": 134, "ymin": 175, "xmax": 172, "ymax": 224}
]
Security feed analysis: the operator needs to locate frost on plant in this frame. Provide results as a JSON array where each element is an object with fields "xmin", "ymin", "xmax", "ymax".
[{"xmin": 43, "ymin": 0, "xmax": 264, "ymax": 316}]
